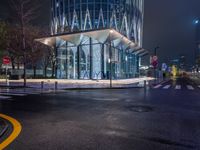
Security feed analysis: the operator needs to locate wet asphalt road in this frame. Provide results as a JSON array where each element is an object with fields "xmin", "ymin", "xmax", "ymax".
[{"xmin": 1, "ymin": 78, "xmax": 200, "ymax": 150}]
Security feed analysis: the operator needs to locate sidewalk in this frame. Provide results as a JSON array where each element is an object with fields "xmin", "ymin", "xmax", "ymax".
[{"xmin": 0, "ymin": 77, "xmax": 154, "ymax": 89}]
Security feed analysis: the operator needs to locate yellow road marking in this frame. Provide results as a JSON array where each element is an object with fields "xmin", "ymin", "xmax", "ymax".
[{"xmin": 0, "ymin": 114, "xmax": 22, "ymax": 150}]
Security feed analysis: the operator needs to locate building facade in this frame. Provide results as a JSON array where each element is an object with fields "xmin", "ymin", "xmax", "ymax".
[{"xmin": 38, "ymin": 0, "xmax": 146, "ymax": 79}]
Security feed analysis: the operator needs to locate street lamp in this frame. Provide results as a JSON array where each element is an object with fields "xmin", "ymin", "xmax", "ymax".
[
  {"xmin": 193, "ymin": 18, "xmax": 200, "ymax": 71},
  {"xmin": 194, "ymin": 18, "xmax": 200, "ymax": 25}
]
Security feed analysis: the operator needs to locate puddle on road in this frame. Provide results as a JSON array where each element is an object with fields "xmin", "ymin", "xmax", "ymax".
[
  {"xmin": 92, "ymin": 98, "xmax": 120, "ymax": 101},
  {"xmin": 143, "ymin": 137, "xmax": 196, "ymax": 149},
  {"xmin": 126, "ymin": 105, "xmax": 154, "ymax": 112}
]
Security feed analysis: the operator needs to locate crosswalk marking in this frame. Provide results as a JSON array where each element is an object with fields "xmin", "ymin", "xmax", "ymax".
[
  {"xmin": 153, "ymin": 84, "xmax": 162, "ymax": 89},
  {"xmin": 175, "ymin": 85, "xmax": 181, "ymax": 90},
  {"xmin": 163, "ymin": 85, "xmax": 171, "ymax": 89},
  {"xmin": 152, "ymin": 84, "xmax": 200, "ymax": 90},
  {"xmin": 187, "ymin": 85, "xmax": 194, "ymax": 90}
]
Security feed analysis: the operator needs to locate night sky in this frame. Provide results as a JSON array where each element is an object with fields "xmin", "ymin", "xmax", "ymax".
[{"xmin": 1, "ymin": 0, "xmax": 200, "ymax": 67}]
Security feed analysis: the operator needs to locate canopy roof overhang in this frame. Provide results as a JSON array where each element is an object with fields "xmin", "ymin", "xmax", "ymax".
[{"xmin": 35, "ymin": 28, "xmax": 148, "ymax": 56}]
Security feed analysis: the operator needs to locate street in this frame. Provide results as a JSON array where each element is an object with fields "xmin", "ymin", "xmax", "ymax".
[{"xmin": 0, "ymin": 78, "xmax": 200, "ymax": 150}]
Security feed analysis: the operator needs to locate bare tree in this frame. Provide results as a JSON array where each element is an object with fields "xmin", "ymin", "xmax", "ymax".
[
  {"xmin": 25, "ymin": 26, "xmax": 44, "ymax": 78},
  {"xmin": 6, "ymin": 25, "xmax": 24, "ymax": 69},
  {"xmin": 40, "ymin": 45, "xmax": 52, "ymax": 78},
  {"xmin": 0, "ymin": 21, "xmax": 8, "ymax": 64},
  {"xmin": 9, "ymin": 0, "xmax": 40, "ymax": 86}
]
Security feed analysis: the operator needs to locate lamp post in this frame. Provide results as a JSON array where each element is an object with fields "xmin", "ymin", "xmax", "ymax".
[
  {"xmin": 194, "ymin": 18, "xmax": 200, "ymax": 69},
  {"xmin": 125, "ymin": 55, "xmax": 128, "ymax": 78},
  {"xmin": 153, "ymin": 46, "xmax": 159, "ymax": 83},
  {"xmin": 154, "ymin": 46, "xmax": 160, "ymax": 56}
]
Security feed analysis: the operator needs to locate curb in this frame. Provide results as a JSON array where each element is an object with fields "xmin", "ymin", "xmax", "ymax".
[{"xmin": 63, "ymin": 86, "xmax": 144, "ymax": 90}]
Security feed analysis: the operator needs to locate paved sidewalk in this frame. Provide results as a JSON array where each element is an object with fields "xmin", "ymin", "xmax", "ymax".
[{"xmin": 0, "ymin": 77, "xmax": 154, "ymax": 89}]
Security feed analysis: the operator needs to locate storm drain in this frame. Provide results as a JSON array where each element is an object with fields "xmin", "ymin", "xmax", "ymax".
[{"xmin": 126, "ymin": 105, "xmax": 153, "ymax": 112}]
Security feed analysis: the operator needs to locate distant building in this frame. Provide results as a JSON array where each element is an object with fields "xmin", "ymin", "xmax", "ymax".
[
  {"xmin": 170, "ymin": 55, "xmax": 187, "ymax": 70},
  {"xmin": 36, "ymin": 0, "xmax": 148, "ymax": 79}
]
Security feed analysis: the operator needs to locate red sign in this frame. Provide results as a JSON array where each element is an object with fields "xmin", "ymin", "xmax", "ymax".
[
  {"xmin": 3, "ymin": 56, "xmax": 11, "ymax": 65},
  {"xmin": 152, "ymin": 61, "xmax": 158, "ymax": 68},
  {"xmin": 151, "ymin": 55, "xmax": 158, "ymax": 68}
]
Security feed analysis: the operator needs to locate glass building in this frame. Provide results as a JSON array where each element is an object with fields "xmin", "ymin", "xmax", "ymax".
[{"xmin": 36, "ymin": 0, "xmax": 147, "ymax": 79}]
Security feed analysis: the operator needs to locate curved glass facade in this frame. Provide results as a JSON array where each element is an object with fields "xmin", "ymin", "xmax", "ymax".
[
  {"xmin": 49, "ymin": 0, "xmax": 145, "ymax": 79},
  {"xmin": 51, "ymin": 0, "xmax": 144, "ymax": 46}
]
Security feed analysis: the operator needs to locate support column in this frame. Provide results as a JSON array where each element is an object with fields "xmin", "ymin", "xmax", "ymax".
[
  {"xmin": 66, "ymin": 42, "xmax": 69, "ymax": 79},
  {"xmin": 55, "ymin": 45, "xmax": 58, "ymax": 78},
  {"xmin": 89, "ymin": 38, "xmax": 93, "ymax": 79},
  {"xmin": 101, "ymin": 44, "xmax": 105, "ymax": 79},
  {"xmin": 77, "ymin": 45, "xmax": 80, "ymax": 79},
  {"xmin": 109, "ymin": 41, "xmax": 112, "ymax": 88}
]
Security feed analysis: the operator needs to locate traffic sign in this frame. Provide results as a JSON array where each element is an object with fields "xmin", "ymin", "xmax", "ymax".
[
  {"xmin": 152, "ymin": 56, "xmax": 158, "ymax": 62},
  {"xmin": 151, "ymin": 55, "xmax": 158, "ymax": 68},
  {"xmin": 3, "ymin": 56, "xmax": 11, "ymax": 65},
  {"xmin": 152, "ymin": 61, "xmax": 158, "ymax": 68},
  {"xmin": 162, "ymin": 63, "xmax": 168, "ymax": 71}
]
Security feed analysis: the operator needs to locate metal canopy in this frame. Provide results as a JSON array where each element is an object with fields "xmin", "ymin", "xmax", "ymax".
[{"xmin": 35, "ymin": 28, "xmax": 148, "ymax": 56}]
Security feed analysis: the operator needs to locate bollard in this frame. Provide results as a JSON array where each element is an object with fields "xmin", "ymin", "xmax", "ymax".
[
  {"xmin": 55, "ymin": 81, "xmax": 58, "ymax": 90},
  {"xmin": 41, "ymin": 81, "xmax": 44, "ymax": 89}
]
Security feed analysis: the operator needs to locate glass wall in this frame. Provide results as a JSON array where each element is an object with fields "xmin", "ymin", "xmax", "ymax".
[{"xmin": 56, "ymin": 38, "xmax": 139, "ymax": 79}]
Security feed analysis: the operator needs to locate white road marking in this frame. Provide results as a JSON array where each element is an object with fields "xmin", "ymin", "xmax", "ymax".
[
  {"xmin": 0, "ymin": 95, "xmax": 12, "ymax": 99},
  {"xmin": 0, "ymin": 93, "xmax": 27, "ymax": 96},
  {"xmin": 163, "ymin": 85, "xmax": 171, "ymax": 89},
  {"xmin": 175, "ymin": 85, "xmax": 181, "ymax": 90},
  {"xmin": 198, "ymin": 85, "xmax": 200, "ymax": 88},
  {"xmin": 153, "ymin": 84, "xmax": 162, "ymax": 89},
  {"xmin": 187, "ymin": 85, "xmax": 194, "ymax": 90}
]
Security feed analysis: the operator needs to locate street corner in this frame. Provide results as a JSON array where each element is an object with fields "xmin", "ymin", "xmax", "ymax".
[{"xmin": 0, "ymin": 114, "xmax": 22, "ymax": 150}]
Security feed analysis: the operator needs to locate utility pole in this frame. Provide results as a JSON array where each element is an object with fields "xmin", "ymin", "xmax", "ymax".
[
  {"xmin": 154, "ymin": 46, "xmax": 160, "ymax": 56},
  {"xmin": 153, "ymin": 46, "xmax": 159, "ymax": 83}
]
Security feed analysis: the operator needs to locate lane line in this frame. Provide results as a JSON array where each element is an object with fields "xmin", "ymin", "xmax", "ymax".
[
  {"xmin": 187, "ymin": 85, "xmax": 194, "ymax": 90},
  {"xmin": 0, "ymin": 114, "xmax": 22, "ymax": 150},
  {"xmin": 175, "ymin": 85, "xmax": 181, "ymax": 90},
  {"xmin": 163, "ymin": 85, "xmax": 171, "ymax": 89},
  {"xmin": 153, "ymin": 84, "xmax": 162, "ymax": 89}
]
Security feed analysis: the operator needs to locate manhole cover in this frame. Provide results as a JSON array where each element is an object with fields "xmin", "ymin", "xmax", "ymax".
[{"xmin": 127, "ymin": 105, "xmax": 153, "ymax": 112}]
